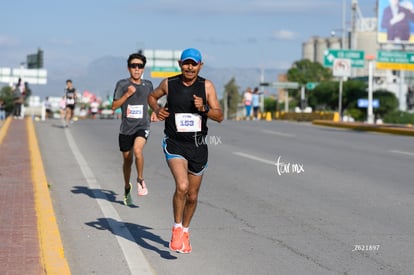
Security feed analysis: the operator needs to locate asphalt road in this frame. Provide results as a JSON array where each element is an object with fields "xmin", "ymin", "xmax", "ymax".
[{"xmin": 34, "ymin": 118, "xmax": 414, "ymax": 275}]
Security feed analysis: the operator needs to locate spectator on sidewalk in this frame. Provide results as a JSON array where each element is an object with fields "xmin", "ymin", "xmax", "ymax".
[
  {"xmin": 44, "ymin": 97, "xmax": 53, "ymax": 119},
  {"xmin": 12, "ymin": 80, "xmax": 23, "ymax": 119},
  {"xmin": 242, "ymin": 87, "xmax": 253, "ymax": 120},
  {"xmin": 0, "ymin": 99, "xmax": 6, "ymax": 120},
  {"xmin": 252, "ymin": 87, "xmax": 261, "ymax": 120}
]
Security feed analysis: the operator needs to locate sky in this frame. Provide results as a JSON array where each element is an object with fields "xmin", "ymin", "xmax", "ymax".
[{"xmin": 0, "ymin": 0, "xmax": 377, "ymax": 93}]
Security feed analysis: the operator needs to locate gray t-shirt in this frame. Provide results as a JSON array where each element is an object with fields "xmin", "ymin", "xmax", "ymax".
[{"xmin": 113, "ymin": 78, "xmax": 153, "ymax": 135}]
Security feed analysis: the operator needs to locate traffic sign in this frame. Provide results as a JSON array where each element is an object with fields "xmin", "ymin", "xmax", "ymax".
[
  {"xmin": 150, "ymin": 66, "xmax": 180, "ymax": 78},
  {"xmin": 306, "ymin": 82, "xmax": 318, "ymax": 90},
  {"xmin": 144, "ymin": 49, "xmax": 181, "ymax": 78},
  {"xmin": 324, "ymin": 49, "xmax": 365, "ymax": 68},
  {"xmin": 260, "ymin": 82, "xmax": 300, "ymax": 89},
  {"xmin": 357, "ymin": 99, "xmax": 379, "ymax": 108},
  {"xmin": 376, "ymin": 50, "xmax": 414, "ymax": 70},
  {"xmin": 333, "ymin": 58, "xmax": 351, "ymax": 77}
]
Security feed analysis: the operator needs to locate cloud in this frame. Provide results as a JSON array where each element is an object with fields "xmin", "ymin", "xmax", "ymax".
[
  {"xmin": 0, "ymin": 35, "xmax": 18, "ymax": 47},
  {"xmin": 137, "ymin": 0, "xmax": 335, "ymax": 15},
  {"xmin": 49, "ymin": 38, "xmax": 75, "ymax": 46},
  {"xmin": 271, "ymin": 30, "xmax": 297, "ymax": 40},
  {"xmin": 195, "ymin": 37, "xmax": 234, "ymax": 46}
]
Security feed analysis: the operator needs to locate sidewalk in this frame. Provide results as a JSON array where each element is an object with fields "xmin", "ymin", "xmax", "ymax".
[{"xmin": 0, "ymin": 117, "xmax": 70, "ymax": 275}]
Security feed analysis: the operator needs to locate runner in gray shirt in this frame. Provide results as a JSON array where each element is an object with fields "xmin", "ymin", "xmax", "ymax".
[{"xmin": 112, "ymin": 53, "xmax": 153, "ymax": 205}]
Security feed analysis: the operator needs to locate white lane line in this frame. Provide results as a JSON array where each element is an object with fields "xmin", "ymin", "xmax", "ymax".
[
  {"xmin": 65, "ymin": 129, "xmax": 154, "ymax": 275},
  {"xmin": 389, "ymin": 150, "xmax": 414, "ymax": 157},
  {"xmin": 233, "ymin": 151, "xmax": 276, "ymax": 166},
  {"xmin": 261, "ymin": 129, "xmax": 295, "ymax": 137}
]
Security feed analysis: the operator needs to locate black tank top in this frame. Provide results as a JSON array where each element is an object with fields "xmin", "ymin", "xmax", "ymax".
[{"xmin": 164, "ymin": 75, "xmax": 208, "ymax": 141}]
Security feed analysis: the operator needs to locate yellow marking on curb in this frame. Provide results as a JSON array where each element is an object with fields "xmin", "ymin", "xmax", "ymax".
[
  {"xmin": 27, "ymin": 118, "xmax": 71, "ymax": 275},
  {"xmin": 312, "ymin": 120, "xmax": 414, "ymax": 137},
  {"xmin": 0, "ymin": 116, "xmax": 12, "ymax": 145}
]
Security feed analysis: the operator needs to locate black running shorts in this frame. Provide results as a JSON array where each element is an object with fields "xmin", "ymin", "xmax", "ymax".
[
  {"xmin": 162, "ymin": 136, "xmax": 208, "ymax": 175},
  {"xmin": 119, "ymin": 129, "xmax": 150, "ymax": 152}
]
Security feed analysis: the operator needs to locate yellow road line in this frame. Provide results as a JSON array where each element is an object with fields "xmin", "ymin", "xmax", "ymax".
[
  {"xmin": 27, "ymin": 118, "xmax": 71, "ymax": 275},
  {"xmin": 0, "ymin": 116, "xmax": 12, "ymax": 144}
]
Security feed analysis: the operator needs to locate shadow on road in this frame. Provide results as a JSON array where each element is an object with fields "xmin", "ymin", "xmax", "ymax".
[
  {"xmin": 71, "ymin": 185, "xmax": 138, "ymax": 207},
  {"xmin": 86, "ymin": 217, "xmax": 177, "ymax": 260}
]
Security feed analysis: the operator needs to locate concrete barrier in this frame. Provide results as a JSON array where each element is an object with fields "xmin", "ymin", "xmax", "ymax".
[{"xmin": 24, "ymin": 105, "xmax": 46, "ymax": 120}]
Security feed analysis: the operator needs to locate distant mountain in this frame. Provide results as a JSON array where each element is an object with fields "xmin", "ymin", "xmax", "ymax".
[{"xmin": 29, "ymin": 56, "xmax": 285, "ymax": 99}]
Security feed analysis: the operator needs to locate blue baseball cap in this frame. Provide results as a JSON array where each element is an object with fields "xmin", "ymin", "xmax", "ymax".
[{"xmin": 180, "ymin": 48, "xmax": 202, "ymax": 63}]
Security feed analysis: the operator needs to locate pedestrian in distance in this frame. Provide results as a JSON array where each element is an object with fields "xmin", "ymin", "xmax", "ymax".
[
  {"xmin": 59, "ymin": 96, "xmax": 66, "ymax": 121},
  {"xmin": 64, "ymin": 79, "xmax": 78, "ymax": 127},
  {"xmin": 12, "ymin": 79, "xmax": 23, "ymax": 119},
  {"xmin": 112, "ymin": 52, "xmax": 153, "ymax": 206},
  {"xmin": 0, "ymin": 99, "xmax": 6, "ymax": 121},
  {"xmin": 89, "ymin": 98, "xmax": 100, "ymax": 119},
  {"xmin": 242, "ymin": 87, "xmax": 253, "ymax": 120},
  {"xmin": 148, "ymin": 48, "xmax": 224, "ymax": 254},
  {"xmin": 252, "ymin": 87, "xmax": 261, "ymax": 120},
  {"xmin": 44, "ymin": 96, "xmax": 53, "ymax": 119}
]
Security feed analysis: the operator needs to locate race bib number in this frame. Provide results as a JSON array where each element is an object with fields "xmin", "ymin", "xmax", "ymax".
[
  {"xmin": 126, "ymin": 104, "xmax": 143, "ymax": 119},
  {"xmin": 66, "ymin": 98, "xmax": 75, "ymax": 105},
  {"xmin": 175, "ymin": 113, "xmax": 202, "ymax": 132}
]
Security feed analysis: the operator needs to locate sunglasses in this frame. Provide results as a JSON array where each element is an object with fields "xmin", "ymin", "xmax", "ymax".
[{"xmin": 129, "ymin": 63, "xmax": 145, "ymax": 69}]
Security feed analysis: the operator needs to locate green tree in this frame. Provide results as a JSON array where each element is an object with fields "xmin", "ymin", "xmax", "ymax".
[
  {"xmin": 308, "ymin": 79, "xmax": 367, "ymax": 114},
  {"xmin": 264, "ymin": 96, "xmax": 277, "ymax": 112},
  {"xmin": 308, "ymin": 81, "xmax": 338, "ymax": 110},
  {"xmin": 342, "ymin": 80, "xmax": 367, "ymax": 111},
  {"xmin": 373, "ymin": 90, "xmax": 398, "ymax": 119},
  {"xmin": 222, "ymin": 77, "xmax": 239, "ymax": 119},
  {"xmin": 0, "ymin": 85, "xmax": 14, "ymax": 116},
  {"xmin": 287, "ymin": 59, "xmax": 333, "ymax": 101}
]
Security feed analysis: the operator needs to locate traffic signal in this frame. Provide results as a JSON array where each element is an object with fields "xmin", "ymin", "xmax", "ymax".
[{"xmin": 37, "ymin": 49, "xmax": 43, "ymax": 68}]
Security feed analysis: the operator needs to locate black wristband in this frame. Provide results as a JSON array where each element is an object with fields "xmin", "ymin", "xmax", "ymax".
[{"xmin": 201, "ymin": 105, "xmax": 210, "ymax": 114}]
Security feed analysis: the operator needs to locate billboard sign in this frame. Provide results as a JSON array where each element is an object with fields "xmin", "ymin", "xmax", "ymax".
[
  {"xmin": 150, "ymin": 67, "xmax": 180, "ymax": 78},
  {"xmin": 0, "ymin": 67, "xmax": 47, "ymax": 84},
  {"xmin": 377, "ymin": 0, "xmax": 414, "ymax": 44},
  {"xmin": 144, "ymin": 49, "xmax": 181, "ymax": 78},
  {"xmin": 376, "ymin": 50, "xmax": 414, "ymax": 70}
]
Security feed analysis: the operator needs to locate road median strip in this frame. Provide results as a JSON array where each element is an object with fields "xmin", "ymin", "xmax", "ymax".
[{"xmin": 313, "ymin": 120, "xmax": 414, "ymax": 137}]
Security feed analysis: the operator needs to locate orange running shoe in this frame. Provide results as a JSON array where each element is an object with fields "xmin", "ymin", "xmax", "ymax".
[
  {"xmin": 169, "ymin": 226, "xmax": 183, "ymax": 252},
  {"xmin": 179, "ymin": 231, "xmax": 192, "ymax": 254}
]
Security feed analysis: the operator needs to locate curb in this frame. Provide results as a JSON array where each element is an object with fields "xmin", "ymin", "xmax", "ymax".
[
  {"xmin": 312, "ymin": 120, "xmax": 414, "ymax": 137},
  {"xmin": 0, "ymin": 117, "xmax": 12, "ymax": 144},
  {"xmin": 27, "ymin": 118, "xmax": 72, "ymax": 274}
]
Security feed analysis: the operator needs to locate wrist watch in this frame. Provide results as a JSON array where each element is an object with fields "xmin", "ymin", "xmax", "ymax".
[{"xmin": 201, "ymin": 105, "xmax": 210, "ymax": 114}]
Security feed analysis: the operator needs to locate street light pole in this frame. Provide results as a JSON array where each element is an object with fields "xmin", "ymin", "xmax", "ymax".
[
  {"xmin": 342, "ymin": 0, "xmax": 346, "ymax": 48},
  {"xmin": 366, "ymin": 55, "xmax": 375, "ymax": 124},
  {"xmin": 338, "ymin": 78, "xmax": 343, "ymax": 120}
]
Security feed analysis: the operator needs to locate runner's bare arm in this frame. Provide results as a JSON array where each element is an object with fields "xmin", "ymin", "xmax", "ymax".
[
  {"xmin": 112, "ymin": 85, "xmax": 136, "ymax": 111},
  {"xmin": 204, "ymin": 80, "xmax": 223, "ymax": 122},
  {"xmin": 148, "ymin": 79, "xmax": 170, "ymax": 120}
]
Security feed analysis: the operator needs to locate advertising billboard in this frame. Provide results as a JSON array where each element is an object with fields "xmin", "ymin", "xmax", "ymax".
[{"xmin": 377, "ymin": 0, "xmax": 414, "ymax": 44}]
